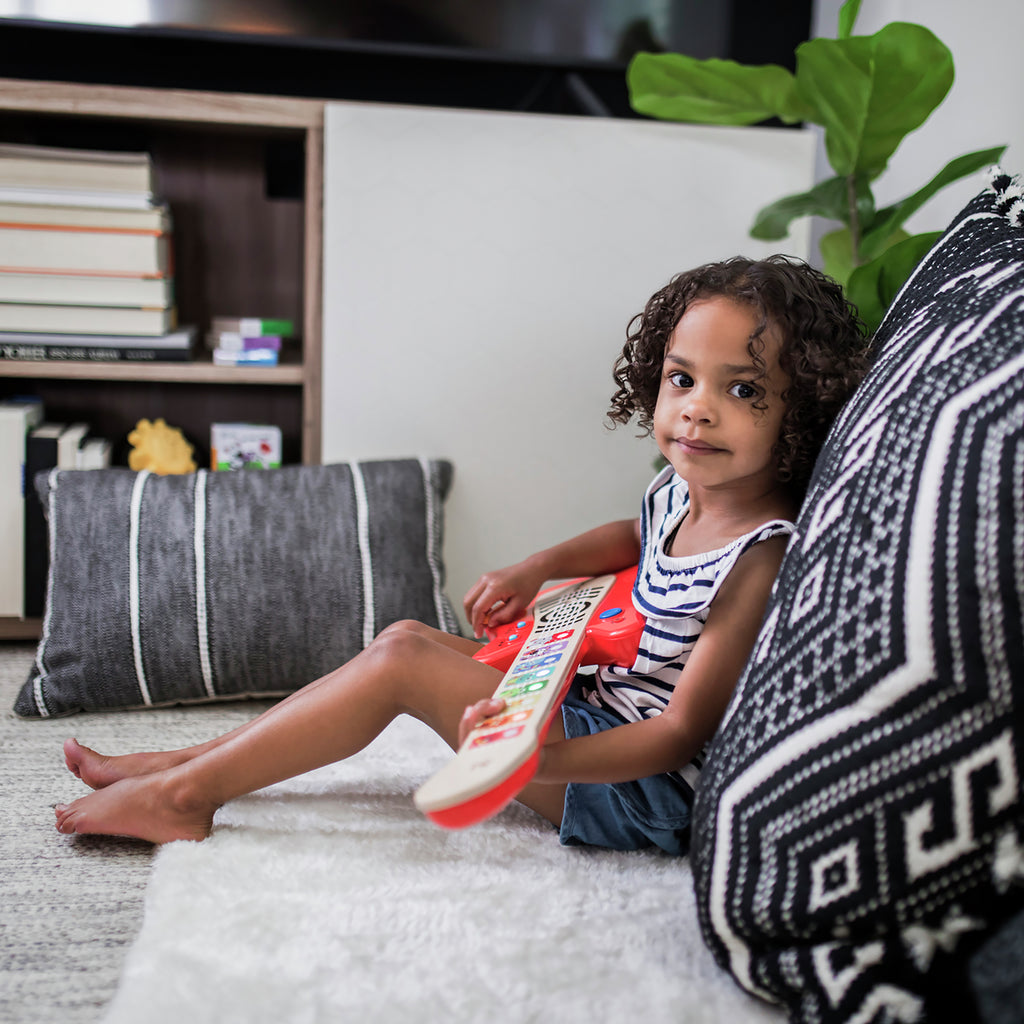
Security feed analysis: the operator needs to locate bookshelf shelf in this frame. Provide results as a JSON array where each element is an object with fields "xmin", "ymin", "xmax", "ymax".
[
  {"xmin": 0, "ymin": 77, "xmax": 324, "ymax": 462},
  {"xmin": 0, "ymin": 78, "xmax": 325, "ymax": 640},
  {"xmin": 0, "ymin": 354, "xmax": 306, "ymax": 385}
]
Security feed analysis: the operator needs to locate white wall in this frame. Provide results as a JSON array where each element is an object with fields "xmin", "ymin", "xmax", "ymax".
[
  {"xmin": 813, "ymin": 0, "xmax": 1024, "ymax": 234},
  {"xmin": 321, "ymin": 103, "xmax": 815, "ymax": 626}
]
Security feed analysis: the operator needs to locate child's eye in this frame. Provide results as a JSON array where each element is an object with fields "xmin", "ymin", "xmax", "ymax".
[
  {"xmin": 729, "ymin": 381, "xmax": 760, "ymax": 400},
  {"xmin": 729, "ymin": 382, "xmax": 758, "ymax": 399},
  {"xmin": 668, "ymin": 371, "xmax": 693, "ymax": 389}
]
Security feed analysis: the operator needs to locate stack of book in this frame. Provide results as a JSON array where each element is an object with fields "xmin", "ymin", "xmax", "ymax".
[
  {"xmin": 207, "ymin": 316, "xmax": 293, "ymax": 366},
  {"xmin": 0, "ymin": 142, "xmax": 192, "ymax": 363},
  {"xmin": 0, "ymin": 398, "xmax": 111, "ymax": 619}
]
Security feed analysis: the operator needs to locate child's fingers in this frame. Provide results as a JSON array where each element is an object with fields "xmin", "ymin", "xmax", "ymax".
[
  {"xmin": 458, "ymin": 697, "xmax": 506, "ymax": 746},
  {"xmin": 464, "ymin": 573, "xmax": 505, "ymax": 615},
  {"xmin": 464, "ymin": 586, "xmax": 500, "ymax": 638},
  {"xmin": 464, "ymin": 569, "xmax": 528, "ymax": 637},
  {"xmin": 462, "ymin": 697, "xmax": 504, "ymax": 726},
  {"xmin": 462, "ymin": 578, "xmax": 486, "ymax": 622},
  {"xmin": 471, "ymin": 593, "xmax": 515, "ymax": 638},
  {"xmin": 482, "ymin": 597, "xmax": 525, "ymax": 629}
]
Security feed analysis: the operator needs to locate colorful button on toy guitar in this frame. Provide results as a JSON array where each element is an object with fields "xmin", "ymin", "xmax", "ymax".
[{"xmin": 470, "ymin": 725, "xmax": 525, "ymax": 747}]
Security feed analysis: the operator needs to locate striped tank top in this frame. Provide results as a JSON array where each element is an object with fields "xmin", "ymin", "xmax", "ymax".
[{"xmin": 584, "ymin": 466, "xmax": 794, "ymax": 790}]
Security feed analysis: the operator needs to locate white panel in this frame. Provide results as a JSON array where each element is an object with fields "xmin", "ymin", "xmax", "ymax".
[{"xmin": 323, "ymin": 102, "xmax": 815, "ymax": 626}]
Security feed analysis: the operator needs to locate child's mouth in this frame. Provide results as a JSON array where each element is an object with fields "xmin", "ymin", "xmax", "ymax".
[{"xmin": 677, "ymin": 437, "xmax": 722, "ymax": 454}]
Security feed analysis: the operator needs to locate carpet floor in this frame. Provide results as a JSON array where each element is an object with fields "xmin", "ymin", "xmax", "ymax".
[
  {"xmin": 0, "ymin": 643, "xmax": 275, "ymax": 1024},
  {"xmin": 3, "ymin": 641, "xmax": 784, "ymax": 1024}
]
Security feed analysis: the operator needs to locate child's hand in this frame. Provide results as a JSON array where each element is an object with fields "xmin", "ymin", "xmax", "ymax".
[
  {"xmin": 463, "ymin": 562, "xmax": 547, "ymax": 638},
  {"xmin": 458, "ymin": 697, "xmax": 506, "ymax": 747}
]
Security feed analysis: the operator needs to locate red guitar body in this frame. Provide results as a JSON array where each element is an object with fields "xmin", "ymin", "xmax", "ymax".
[
  {"xmin": 472, "ymin": 567, "xmax": 643, "ymax": 672},
  {"xmin": 414, "ymin": 566, "xmax": 644, "ymax": 829}
]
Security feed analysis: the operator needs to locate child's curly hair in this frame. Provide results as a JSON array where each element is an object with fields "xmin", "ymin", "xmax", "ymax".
[{"xmin": 608, "ymin": 255, "xmax": 871, "ymax": 497}]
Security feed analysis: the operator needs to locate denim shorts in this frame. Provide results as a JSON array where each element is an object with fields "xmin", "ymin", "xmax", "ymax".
[{"xmin": 558, "ymin": 679, "xmax": 692, "ymax": 856}]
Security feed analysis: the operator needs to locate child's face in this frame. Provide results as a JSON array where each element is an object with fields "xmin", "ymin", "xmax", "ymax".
[{"xmin": 653, "ymin": 296, "xmax": 788, "ymax": 495}]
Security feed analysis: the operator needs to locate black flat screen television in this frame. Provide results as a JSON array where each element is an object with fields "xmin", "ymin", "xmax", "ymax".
[{"xmin": 0, "ymin": 1, "xmax": 810, "ymax": 117}]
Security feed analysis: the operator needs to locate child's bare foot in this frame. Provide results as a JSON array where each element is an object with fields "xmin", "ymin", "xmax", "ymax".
[
  {"xmin": 63, "ymin": 738, "xmax": 190, "ymax": 790},
  {"xmin": 54, "ymin": 771, "xmax": 217, "ymax": 844}
]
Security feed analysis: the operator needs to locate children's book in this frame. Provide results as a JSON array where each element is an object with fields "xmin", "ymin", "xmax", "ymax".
[{"xmin": 0, "ymin": 398, "xmax": 43, "ymax": 617}]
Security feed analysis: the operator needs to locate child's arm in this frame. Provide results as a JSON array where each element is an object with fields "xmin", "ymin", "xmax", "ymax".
[
  {"xmin": 463, "ymin": 518, "xmax": 641, "ymax": 638},
  {"xmin": 532, "ymin": 534, "xmax": 788, "ymax": 785}
]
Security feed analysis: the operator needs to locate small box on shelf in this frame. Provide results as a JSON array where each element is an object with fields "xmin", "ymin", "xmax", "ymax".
[
  {"xmin": 207, "ymin": 315, "xmax": 296, "ymax": 368},
  {"xmin": 211, "ymin": 422, "xmax": 282, "ymax": 470}
]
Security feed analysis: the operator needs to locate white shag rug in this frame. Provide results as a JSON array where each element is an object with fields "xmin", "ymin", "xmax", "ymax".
[{"xmin": 102, "ymin": 715, "xmax": 785, "ymax": 1024}]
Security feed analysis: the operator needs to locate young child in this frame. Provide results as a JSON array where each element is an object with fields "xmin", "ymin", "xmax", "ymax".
[{"xmin": 56, "ymin": 255, "xmax": 868, "ymax": 853}]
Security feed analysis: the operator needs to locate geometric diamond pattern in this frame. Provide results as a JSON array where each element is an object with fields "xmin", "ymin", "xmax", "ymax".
[{"xmin": 692, "ymin": 170, "xmax": 1024, "ymax": 1023}]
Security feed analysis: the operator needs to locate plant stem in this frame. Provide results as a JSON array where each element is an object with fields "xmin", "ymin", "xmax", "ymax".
[{"xmin": 846, "ymin": 174, "xmax": 862, "ymax": 267}]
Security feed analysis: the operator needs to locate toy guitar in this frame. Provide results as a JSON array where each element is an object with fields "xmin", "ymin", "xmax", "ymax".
[{"xmin": 414, "ymin": 566, "xmax": 644, "ymax": 830}]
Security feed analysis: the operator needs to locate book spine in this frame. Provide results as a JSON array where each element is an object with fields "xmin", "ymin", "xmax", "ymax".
[
  {"xmin": 23, "ymin": 433, "xmax": 58, "ymax": 618},
  {"xmin": 0, "ymin": 404, "xmax": 41, "ymax": 616},
  {"xmin": 0, "ymin": 225, "xmax": 170, "ymax": 276},
  {"xmin": 0, "ymin": 186, "xmax": 156, "ymax": 210},
  {"xmin": 0, "ymin": 343, "xmax": 191, "ymax": 363},
  {"xmin": 0, "ymin": 154, "xmax": 152, "ymax": 193},
  {"xmin": 0, "ymin": 270, "xmax": 173, "ymax": 307},
  {"xmin": 0, "ymin": 201, "xmax": 170, "ymax": 231}
]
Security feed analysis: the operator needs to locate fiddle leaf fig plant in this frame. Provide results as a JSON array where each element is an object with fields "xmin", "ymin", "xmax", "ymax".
[{"xmin": 626, "ymin": 0, "xmax": 1005, "ymax": 332}]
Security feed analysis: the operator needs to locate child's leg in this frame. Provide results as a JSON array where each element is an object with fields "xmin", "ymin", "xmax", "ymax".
[
  {"xmin": 65, "ymin": 621, "xmax": 480, "ymax": 789},
  {"xmin": 55, "ymin": 624, "xmax": 569, "ymax": 844}
]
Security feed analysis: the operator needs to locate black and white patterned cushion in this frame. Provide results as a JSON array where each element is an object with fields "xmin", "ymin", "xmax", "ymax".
[
  {"xmin": 15, "ymin": 459, "xmax": 460, "ymax": 717},
  {"xmin": 691, "ymin": 170, "xmax": 1024, "ymax": 1022}
]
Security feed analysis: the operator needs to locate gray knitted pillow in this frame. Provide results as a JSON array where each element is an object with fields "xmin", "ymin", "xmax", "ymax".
[{"xmin": 15, "ymin": 459, "xmax": 460, "ymax": 717}]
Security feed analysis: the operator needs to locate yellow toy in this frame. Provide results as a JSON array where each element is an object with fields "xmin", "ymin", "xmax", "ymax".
[{"xmin": 128, "ymin": 418, "xmax": 197, "ymax": 475}]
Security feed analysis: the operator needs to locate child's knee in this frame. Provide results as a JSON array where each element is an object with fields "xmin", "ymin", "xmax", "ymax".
[
  {"xmin": 376, "ymin": 619, "xmax": 432, "ymax": 642},
  {"xmin": 368, "ymin": 621, "xmax": 435, "ymax": 665}
]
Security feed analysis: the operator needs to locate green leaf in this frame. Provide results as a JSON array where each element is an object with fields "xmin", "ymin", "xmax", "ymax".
[
  {"xmin": 750, "ymin": 177, "xmax": 851, "ymax": 240},
  {"xmin": 752, "ymin": 173, "xmax": 877, "ymax": 242},
  {"xmin": 820, "ymin": 228, "xmax": 857, "ymax": 287},
  {"xmin": 795, "ymin": 24, "xmax": 953, "ymax": 178},
  {"xmin": 822, "ymin": 225, "xmax": 910, "ymax": 287},
  {"xmin": 859, "ymin": 145, "xmax": 1007, "ymax": 260},
  {"xmin": 846, "ymin": 231, "xmax": 942, "ymax": 334},
  {"xmin": 626, "ymin": 52, "xmax": 810, "ymax": 125},
  {"xmin": 838, "ymin": 0, "xmax": 862, "ymax": 39},
  {"xmin": 794, "ymin": 36, "xmax": 871, "ymax": 175}
]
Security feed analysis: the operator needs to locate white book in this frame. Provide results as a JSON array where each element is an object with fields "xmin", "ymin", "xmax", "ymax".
[
  {"xmin": 0, "ymin": 399, "xmax": 44, "ymax": 617},
  {"xmin": 0, "ymin": 303, "xmax": 175, "ymax": 336},
  {"xmin": 0, "ymin": 271, "xmax": 172, "ymax": 309},
  {"xmin": 76, "ymin": 437, "xmax": 112, "ymax": 470},
  {"xmin": 0, "ymin": 200, "xmax": 170, "ymax": 231},
  {"xmin": 0, "ymin": 143, "xmax": 154, "ymax": 193},
  {"xmin": 58, "ymin": 423, "xmax": 90, "ymax": 469},
  {"xmin": 0, "ymin": 186, "xmax": 155, "ymax": 210},
  {"xmin": 0, "ymin": 223, "xmax": 170, "ymax": 275}
]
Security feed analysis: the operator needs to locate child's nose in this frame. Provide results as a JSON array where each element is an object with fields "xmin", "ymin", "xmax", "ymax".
[{"xmin": 681, "ymin": 387, "xmax": 715, "ymax": 423}]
